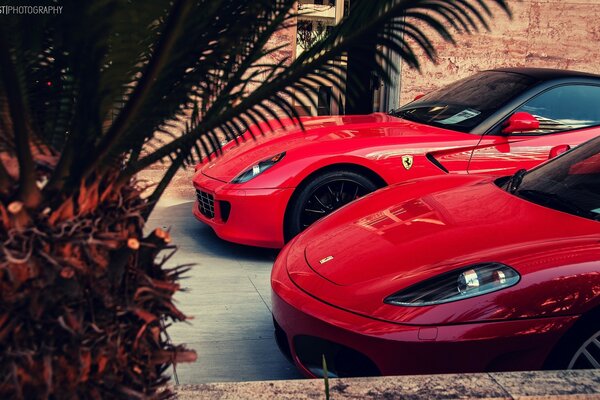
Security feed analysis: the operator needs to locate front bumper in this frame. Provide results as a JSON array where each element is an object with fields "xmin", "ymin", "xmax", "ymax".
[
  {"xmin": 192, "ymin": 171, "xmax": 294, "ymax": 248},
  {"xmin": 271, "ymin": 246, "xmax": 578, "ymax": 377}
]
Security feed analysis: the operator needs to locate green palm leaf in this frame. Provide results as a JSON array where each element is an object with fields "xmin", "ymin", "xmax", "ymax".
[
  {"xmin": 0, "ymin": 0, "xmax": 509, "ymax": 208},
  {"xmin": 121, "ymin": 0, "xmax": 510, "ymax": 187}
]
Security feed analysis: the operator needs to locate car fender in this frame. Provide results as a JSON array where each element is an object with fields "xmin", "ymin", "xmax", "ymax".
[{"xmin": 241, "ymin": 151, "xmax": 448, "ymax": 191}]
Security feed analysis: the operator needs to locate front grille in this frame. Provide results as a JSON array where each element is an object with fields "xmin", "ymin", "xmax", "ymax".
[{"xmin": 196, "ymin": 189, "xmax": 215, "ymax": 218}]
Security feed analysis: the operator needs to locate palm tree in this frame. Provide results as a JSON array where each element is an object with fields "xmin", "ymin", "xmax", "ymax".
[{"xmin": 0, "ymin": 0, "xmax": 509, "ymax": 398}]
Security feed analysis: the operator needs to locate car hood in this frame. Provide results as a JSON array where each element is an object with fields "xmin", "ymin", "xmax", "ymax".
[
  {"xmin": 200, "ymin": 113, "xmax": 467, "ymax": 182},
  {"xmin": 287, "ymin": 175, "xmax": 600, "ymax": 324}
]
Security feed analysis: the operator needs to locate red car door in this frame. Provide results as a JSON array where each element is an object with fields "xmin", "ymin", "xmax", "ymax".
[{"xmin": 468, "ymin": 84, "xmax": 600, "ymax": 176}]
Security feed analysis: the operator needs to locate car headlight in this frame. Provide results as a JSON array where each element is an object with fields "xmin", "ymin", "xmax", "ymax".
[
  {"xmin": 231, "ymin": 152, "xmax": 286, "ymax": 183},
  {"xmin": 384, "ymin": 262, "xmax": 520, "ymax": 306}
]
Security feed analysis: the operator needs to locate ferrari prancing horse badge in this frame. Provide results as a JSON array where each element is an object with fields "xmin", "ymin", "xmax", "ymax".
[{"xmin": 402, "ymin": 155, "xmax": 413, "ymax": 170}]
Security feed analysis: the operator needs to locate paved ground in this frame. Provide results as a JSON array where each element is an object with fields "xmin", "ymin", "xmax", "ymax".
[{"xmin": 147, "ymin": 197, "xmax": 303, "ymax": 384}]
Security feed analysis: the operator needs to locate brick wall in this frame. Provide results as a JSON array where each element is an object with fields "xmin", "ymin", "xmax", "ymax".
[{"xmin": 399, "ymin": 0, "xmax": 600, "ymax": 104}]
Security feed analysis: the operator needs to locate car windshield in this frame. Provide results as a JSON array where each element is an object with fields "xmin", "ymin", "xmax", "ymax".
[
  {"xmin": 506, "ymin": 136, "xmax": 600, "ymax": 221},
  {"xmin": 391, "ymin": 71, "xmax": 538, "ymax": 133}
]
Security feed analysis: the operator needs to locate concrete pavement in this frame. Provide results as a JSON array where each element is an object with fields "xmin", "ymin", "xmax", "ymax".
[{"xmin": 147, "ymin": 197, "xmax": 302, "ymax": 384}]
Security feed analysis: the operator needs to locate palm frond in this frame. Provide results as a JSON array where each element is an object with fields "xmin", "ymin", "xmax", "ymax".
[
  {"xmin": 0, "ymin": 0, "xmax": 510, "ymax": 209},
  {"xmin": 124, "ymin": 0, "xmax": 510, "ymax": 180},
  {"xmin": 114, "ymin": 0, "xmax": 297, "ymax": 166}
]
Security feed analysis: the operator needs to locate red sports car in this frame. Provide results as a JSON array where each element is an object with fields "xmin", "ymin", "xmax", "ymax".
[
  {"xmin": 271, "ymin": 135, "xmax": 600, "ymax": 378},
  {"xmin": 193, "ymin": 68, "xmax": 600, "ymax": 248}
]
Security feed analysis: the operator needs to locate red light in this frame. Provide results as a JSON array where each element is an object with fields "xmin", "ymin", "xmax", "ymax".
[{"xmin": 46, "ymin": 81, "xmax": 52, "ymax": 87}]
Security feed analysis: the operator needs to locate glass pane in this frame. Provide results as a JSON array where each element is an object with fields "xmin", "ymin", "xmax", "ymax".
[
  {"xmin": 516, "ymin": 136, "xmax": 600, "ymax": 220},
  {"xmin": 517, "ymin": 85, "xmax": 600, "ymax": 133},
  {"xmin": 393, "ymin": 71, "xmax": 537, "ymax": 133}
]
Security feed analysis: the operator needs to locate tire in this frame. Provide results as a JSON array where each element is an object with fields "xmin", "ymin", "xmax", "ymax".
[
  {"xmin": 544, "ymin": 310, "xmax": 600, "ymax": 370},
  {"xmin": 285, "ymin": 169, "xmax": 380, "ymax": 242}
]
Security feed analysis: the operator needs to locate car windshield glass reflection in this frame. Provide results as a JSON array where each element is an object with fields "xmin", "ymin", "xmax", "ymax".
[
  {"xmin": 391, "ymin": 71, "xmax": 537, "ymax": 133},
  {"xmin": 508, "ymin": 137, "xmax": 600, "ymax": 221}
]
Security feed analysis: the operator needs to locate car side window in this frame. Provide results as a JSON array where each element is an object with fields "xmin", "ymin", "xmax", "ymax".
[{"xmin": 513, "ymin": 85, "xmax": 600, "ymax": 134}]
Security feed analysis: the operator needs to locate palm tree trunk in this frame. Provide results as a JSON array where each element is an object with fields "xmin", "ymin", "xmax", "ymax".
[{"xmin": 0, "ymin": 33, "xmax": 41, "ymax": 208}]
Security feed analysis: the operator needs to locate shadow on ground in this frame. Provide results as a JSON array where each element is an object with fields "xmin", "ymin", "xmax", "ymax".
[{"xmin": 151, "ymin": 201, "xmax": 279, "ymax": 262}]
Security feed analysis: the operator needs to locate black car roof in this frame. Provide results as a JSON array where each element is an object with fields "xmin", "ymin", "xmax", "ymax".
[{"xmin": 488, "ymin": 67, "xmax": 600, "ymax": 81}]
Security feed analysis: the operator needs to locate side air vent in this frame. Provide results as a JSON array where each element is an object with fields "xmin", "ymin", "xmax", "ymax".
[{"xmin": 426, "ymin": 153, "xmax": 449, "ymax": 173}]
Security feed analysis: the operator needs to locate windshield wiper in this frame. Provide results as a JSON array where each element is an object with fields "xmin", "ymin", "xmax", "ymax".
[
  {"xmin": 392, "ymin": 108, "xmax": 410, "ymax": 118},
  {"xmin": 506, "ymin": 169, "xmax": 527, "ymax": 193},
  {"xmin": 516, "ymin": 189, "xmax": 592, "ymax": 218},
  {"xmin": 392, "ymin": 108, "xmax": 422, "ymax": 123}
]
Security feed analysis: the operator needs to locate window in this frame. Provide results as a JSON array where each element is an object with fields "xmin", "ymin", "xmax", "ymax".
[
  {"xmin": 510, "ymin": 136, "xmax": 600, "ymax": 220},
  {"xmin": 392, "ymin": 71, "xmax": 537, "ymax": 133},
  {"xmin": 514, "ymin": 85, "xmax": 600, "ymax": 134}
]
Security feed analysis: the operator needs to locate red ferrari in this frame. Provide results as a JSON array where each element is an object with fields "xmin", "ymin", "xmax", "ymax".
[
  {"xmin": 193, "ymin": 68, "xmax": 600, "ymax": 248},
  {"xmin": 271, "ymin": 135, "xmax": 600, "ymax": 378}
]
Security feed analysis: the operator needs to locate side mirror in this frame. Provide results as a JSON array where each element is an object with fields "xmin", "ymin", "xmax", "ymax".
[
  {"xmin": 502, "ymin": 112, "xmax": 540, "ymax": 134},
  {"xmin": 549, "ymin": 144, "xmax": 571, "ymax": 159}
]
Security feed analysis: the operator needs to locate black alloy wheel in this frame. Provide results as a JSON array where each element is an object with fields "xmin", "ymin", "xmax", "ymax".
[
  {"xmin": 545, "ymin": 308, "xmax": 600, "ymax": 370},
  {"xmin": 285, "ymin": 169, "xmax": 379, "ymax": 241}
]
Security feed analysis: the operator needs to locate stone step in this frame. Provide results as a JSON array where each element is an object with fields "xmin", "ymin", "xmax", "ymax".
[{"xmin": 175, "ymin": 370, "xmax": 600, "ymax": 400}]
